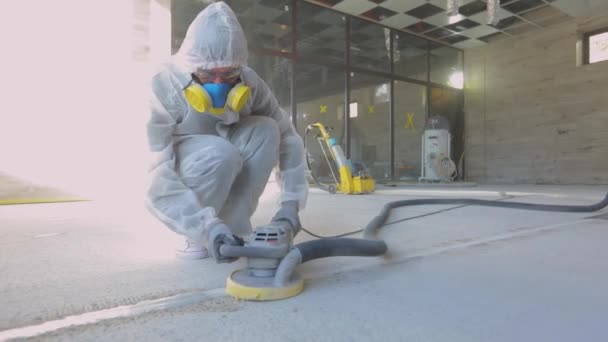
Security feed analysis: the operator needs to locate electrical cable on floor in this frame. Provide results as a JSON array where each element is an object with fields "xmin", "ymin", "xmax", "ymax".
[
  {"xmin": 383, "ymin": 203, "xmax": 471, "ymax": 226},
  {"xmin": 301, "ymin": 227, "xmax": 363, "ymax": 239},
  {"xmin": 301, "ymin": 196, "xmax": 517, "ymax": 239}
]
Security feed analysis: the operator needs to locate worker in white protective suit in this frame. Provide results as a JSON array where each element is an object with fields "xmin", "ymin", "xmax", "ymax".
[{"xmin": 146, "ymin": 2, "xmax": 308, "ymax": 262}]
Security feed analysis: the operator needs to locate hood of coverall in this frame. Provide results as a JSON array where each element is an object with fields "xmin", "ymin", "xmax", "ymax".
[{"xmin": 175, "ymin": 2, "xmax": 248, "ymax": 72}]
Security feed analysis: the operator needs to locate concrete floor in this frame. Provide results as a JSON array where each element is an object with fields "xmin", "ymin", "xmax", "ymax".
[{"xmin": 1, "ymin": 184, "xmax": 607, "ymax": 341}]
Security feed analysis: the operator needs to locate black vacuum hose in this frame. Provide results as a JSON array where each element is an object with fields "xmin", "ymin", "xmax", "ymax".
[
  {"xmin": 296, "ymin": 238, "xmax": 387, "ymax": 263},
  {"xmin": 362, "ymin": 194, "xmax": 608, "ymax": 239},
  {"xmin": 276, "ymin": 193, "xmax": 608, "ymax": 285},
  {"xmin": 292, "ymin": 193, "xmax": 608, "ymax": 262}
]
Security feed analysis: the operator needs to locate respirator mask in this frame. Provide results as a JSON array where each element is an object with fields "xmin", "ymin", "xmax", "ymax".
[{"xmin": 183, "ymin": 69, "xmax": 251, "ymax": 115}]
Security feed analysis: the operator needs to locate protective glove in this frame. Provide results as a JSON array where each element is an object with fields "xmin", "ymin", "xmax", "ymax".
[
  {"xmin": 271, "ymin": 200, "xmax": 301, "ymax": 238},
  {"xmin": 207, "ymin": 222, "xmax": 244, "ymax": 264}
]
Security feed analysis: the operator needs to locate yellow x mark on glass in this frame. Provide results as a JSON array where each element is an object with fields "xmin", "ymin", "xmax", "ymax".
[
  {"xmin": 405, "ymin": 113, "xmax": 415, "ymax": 130},
  {"xmin": 320, "ymin": 105, "xmax": 327, "ymax": 113}
]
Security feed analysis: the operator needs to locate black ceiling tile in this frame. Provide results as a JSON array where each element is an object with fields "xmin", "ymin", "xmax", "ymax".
[
  {"xmin": 478, "ymin": 32, "xmax": 504, "ymax": 43},
  {"xmin": 369, "ymin": 0, "xmax": 387, "ymax": 3},
  {"xmin": 458, "ymin": 0, "xmax": 487, "ymax": 16},
  {"xmin": 361, "ymin": 6, "xmax": 398, "ymax": 21},
  {"xmin": 503, "ymin": 0, "xmax": 546, "ymax": 13},
  {"xmin": 426, "ymin": 27, "xmax": 456, "ymax": 39},
  {"xmin": 405, "ymin": 21, "xmax": 437, "ymax": 33},
  {"xmin": 444, "ymin": 19, "xmax": 481, "ymax": 32},
  {"xmin": 405, "ymin": 3, "xmax": 444, "ymax": 19},
  {"xmin": 442, "ymin": 35, "xmax": 469, "ymax": 44},
  {"xmin": 490, "ymin": 16, "xmax": 521, "ymax": 29}
]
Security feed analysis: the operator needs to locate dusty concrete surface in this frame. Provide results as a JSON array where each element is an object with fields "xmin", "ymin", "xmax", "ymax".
[{"xmin": 1, "ymin": 184, "xmax": 607, "ymax": 341}]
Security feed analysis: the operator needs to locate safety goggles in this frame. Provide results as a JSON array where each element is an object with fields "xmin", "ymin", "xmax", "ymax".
[{"xmin": 194, "ymin": 67, "xmax": 241, "ymax": 83}]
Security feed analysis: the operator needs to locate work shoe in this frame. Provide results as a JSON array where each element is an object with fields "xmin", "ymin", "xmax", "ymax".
[{"xmin": 176, "ymin": 239, "xmax": 210, "ymax": 260}]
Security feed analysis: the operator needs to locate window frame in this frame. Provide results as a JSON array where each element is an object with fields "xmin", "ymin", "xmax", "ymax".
[{"xmin": 583, "ymin": 27, "xmax": 608, "ymax": 65}]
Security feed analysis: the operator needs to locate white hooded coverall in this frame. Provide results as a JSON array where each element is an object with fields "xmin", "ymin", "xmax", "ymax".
[{"xmin": 146, "ymin": 2, "xmax": 308, "ymax": 242}]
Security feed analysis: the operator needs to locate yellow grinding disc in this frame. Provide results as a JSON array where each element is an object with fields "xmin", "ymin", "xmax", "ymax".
[{"xmin": 226, "ymin": 269, "xmax": 304, "ymax": 301}]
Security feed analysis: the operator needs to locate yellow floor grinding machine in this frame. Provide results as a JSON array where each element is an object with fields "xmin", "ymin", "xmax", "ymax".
[{"xmin": 305, "ymin": 122, "xmax": 375, "ymax": 195}]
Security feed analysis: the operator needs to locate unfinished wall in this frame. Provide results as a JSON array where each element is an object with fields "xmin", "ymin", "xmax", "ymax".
[{"xmin": 464, "ymin": 14, "xmax": 608, "ymax": 184}]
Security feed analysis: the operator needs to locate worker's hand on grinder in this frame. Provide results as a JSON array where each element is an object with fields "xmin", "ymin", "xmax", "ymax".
[
  {"xmin": 207, "ymin": 222, "xmax": 244, "ymax": 263},
  {"xmin": 271, "ymin": 201, "xmax": 301, "ymax": 239}
]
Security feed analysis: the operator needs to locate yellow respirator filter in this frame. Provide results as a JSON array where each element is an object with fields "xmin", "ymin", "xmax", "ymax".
[
  {"xmin": 183, "ymin": 83, "xmax": 251, "ymax": 115},
  {"xmin": 227, "ymin": 84, "xmax": 251, "ymax": 113}
]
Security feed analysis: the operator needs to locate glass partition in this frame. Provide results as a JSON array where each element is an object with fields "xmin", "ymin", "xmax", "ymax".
[
  {"xmin": 296, "ymin": 1, "xmax": 346, "ymax": 64},
  {"xmin": 172, "ymin": 0, "xmax": 292, "ymax": 52},
  {"xmin": 349, "ymin": 18, "xmax": 391, "ymax": 73},
  {"xmin": 226, "ymin": 0, "xmax": 293, "ymax": 51},
  {"xmin": 349, "ymin": 72, "xmax": 391, "ymax": 181},
  {"xmin": 394, "ymin": 32, "xmax": 428, "ymax": 81},
  {"xmin": 295, "ymin": 63, "xmax": 345, "ymax": 183},
  {"xmin": 248, "ymin": 53, "xmax": 292, "ymax": 109},
  {"xmin": 394, "ymin": 82, "xmax": 427, "ymax": 180},
  {"xmin": 429, "ymin": 86, "xmax": 465, "ymax": 170},
  {"xmin": 430, "ymin": 44, "xmax": 464, "ymax": 88}
]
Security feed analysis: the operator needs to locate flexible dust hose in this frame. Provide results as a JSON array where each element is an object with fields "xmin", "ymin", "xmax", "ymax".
[
  {"xmin": 362, "ymin": 194, "xmax": 608, "ymax": 239},
  {"xmin": 276, "ymin": 207, "xmax": 390, "ymax": 286},
  {"xmin": 274, "ymin": 239, "xmax": 387, "ymax": 286},
  {"xmin": 297, "ymin": 238, "xmax": 387, "ymax": 262},
  {"xmin": 275, "ymin": 193, "xmax": 608, "ymax": 286}
]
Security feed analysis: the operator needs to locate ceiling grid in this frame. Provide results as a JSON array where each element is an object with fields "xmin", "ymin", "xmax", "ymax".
[{"xmin": 306, "ymin": 0, "xmax": 576, "ymax": 48}]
